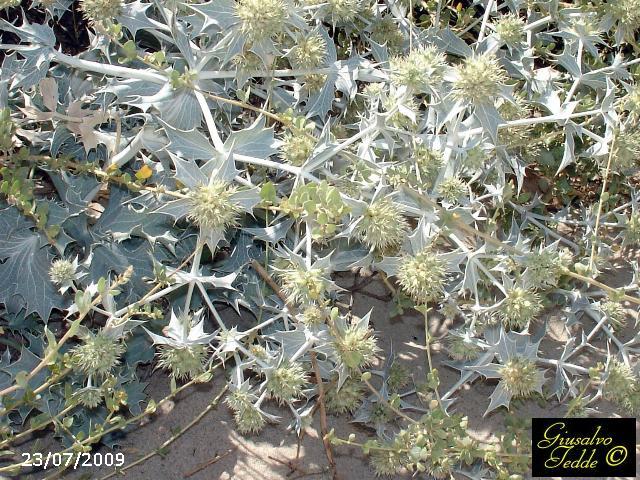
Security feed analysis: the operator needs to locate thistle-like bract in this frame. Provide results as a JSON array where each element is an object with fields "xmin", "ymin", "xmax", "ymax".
[
  {"xmin": 79, "ymin": 0, "xmax": 122, "ymax": 26},
  {"xmin": 495, "ymin": 14, "xmax": 525, "ymax": 45},
  {"xmin": 290, "ymin": 34, "xmax": 327, "ymax": 68},
  {"xmin": 49, "ymin": 259, "xmax": 76, "ymax": 286},
  {"xmin": 69, "ymin": 332, "xmax": 125, "ymax": 377},
  {"xmin": 235, "ymin": 403, "xmax": 267, "ymax": 434},
  {"xmin": 280, "ymin": 132, "xmax": 316, "ymax": 166},
  {"xmin": 325, "ymin": 377, "xmax": 363, "ymax": 414},
  {"xmin": 157, "ymin": 344, "xmax": 208, "ymax": 381},
  {"xmin": 187, "ymin": 182, "xmax": 241, "ymax": 231},
  {"xmin": 354, "ymin": 198, "xmax": 409, "ymax": 251},
  {"xmin": 498, "ymin": 287, "xmax": 542, "ymax": 330},
  {"xmin": 396, "ymin": 249, "xmax": 446, "ymax": 304},
  {"xmin": 452, "ymin": 54, "xmax": 507, "ymax": 104},
  {"xmin": 499, "ymin": 357, "xmax": 541, "ymax": 397},
  {"xmin": 389, "ymin": 47, "xmax": 446, "ymax": 92},
  {"xmin": 235, "ymin": 0, "xmax": 288, "ymax": 41}
]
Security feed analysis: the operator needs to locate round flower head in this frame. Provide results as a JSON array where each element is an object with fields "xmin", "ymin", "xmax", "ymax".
[
  {"xmin": 79, "ymin": 0, "xmax": 122, "ymax": 27},
  {"xmin": 370, "ymin": 15, "xmax": 404, "ymax": 53},
  {"xmin": 278, "ymin": 265, "xmax": 329, "ymax": 305},
  {"xmin": 603, "ymin": 359, "xmax": 638, "ymax": 411},
  {"xmin": 387, "ymin": 361, "xmax": 410, "ymax": 392},
  {"xmin": 625, "ymin": 85, "xmax": 640, "ymax": 119},
  {"xmin": 234, "ymin": 402, "xmax": 266, "ymax": 434},
  {"xmin": 187, "ymin": 182, "xmax": 241, "ymax": 231},
  {"xmin": 0, "ymin": 107, "xmax": 14, "ymax": 151},
  {"xmin": 523, "ymin": 249, "xmax": 571, "ymax": 288},
  {"xmin": 333, "ymin": 319, "xmax": 380, "ymax": 370},
  {"xmin": 389, "ymin": 47, "xmax": 447, "ymax": 92},
  {"xmin": 236, "ymin": 0, "xmax": 288, "ymax": 41},
  {"xmin": 495, "ymin": 13, "xmax": 524, "ymax": 45},
  {"xmin": 307, "ymin": 0, "xmax": 360, "ymax": 23},
  {"xmin": 325, "ymin": 377, "xmax": 363, "ymax": 414},
  {"xmin": 289, "ymin": 34, "xmax": 327, "ymax": 68},
  {"xmin": 157, "ymin": 344, "xmax": 208, "ymax": 381},
  {"xmin": 413, "ymin": 144, "xmax": 443, "ymax": 180},
  {"xmin": 370, "ymin": 447, "xmax": 404, "ymax": 476},
  {"xmin": 446, "ymin": 335, "xmax": 480, "ymax": 361},
  {"xmin": 452, "ymin": 54, "xmax": 507, "ymax": 104},
  {"xmin": 600, "ymin": 301, "xmax": 627, "ymax": 331},
  {"xmin": 624, "ymin": 213, "xmax": 640, "ymax": 244},
  {"xmin": 265, "ymin": 360, "xmax": 307, "ymax": 404},
  {"xmin": 607, "ymin": 0, "xmax": 640, "ymax": 42},
  {"xmin": 74, "ymin": 387, "xmax": 103, "ymax": 409},
  {"xmin": 49, "ymin": 259, "xmax": 77, "ymax": 286},
  {"xmin": 437, "ymin": 177, "xmax": 467, "ymax": 203},
  {"xmin": 498, "ymin": 287, "xmax": 542, "ymax": 330},
  {"xmin": 397, "ymin": 248, "xmax": 446, "ymax": 304},
  {"xmin": 611, "ymin": 129, "xmax": 640, "ymax": 171},
  {"xmin": 500, "ymin": 357, "xmax": 541, "ymax": 397},
  {"xmin": 354, "ymin": 198, "xmax": 409, "ymax": 251},
  {"xmin": 280, "ymin": 132, "xmax": 316, "ymax": 166},
  {"xmin": 299, "ymin": 303, "xmax": 329, "ymax": 326},
  {"xmin": 69, "ymin": 332, "xmax": 125, "ymax": 377}
]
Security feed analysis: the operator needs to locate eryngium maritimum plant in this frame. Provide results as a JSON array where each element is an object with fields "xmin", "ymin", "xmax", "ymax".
[
  {"xmin": 79, "ymin": 0, "xmax": 122, "ymax": 26},
  {"xmin": 389, "ymin": 47, "xmax": 446, "ymax": 93},
  {"xmin": 235, "ymin": 0, "xmax": 289, "ymax": 41}
]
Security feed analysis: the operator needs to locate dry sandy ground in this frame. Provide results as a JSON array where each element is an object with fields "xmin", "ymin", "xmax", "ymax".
[{"xmin": 11, "ymin": 277, "xmax": 640, "ymax": 480}]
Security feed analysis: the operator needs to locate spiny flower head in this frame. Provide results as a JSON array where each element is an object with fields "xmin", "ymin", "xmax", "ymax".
[
  {"xmin": 354, "ymin": 198, "xmax": 409, "ymax": 251},
  {"xmin": 498, "ymin": 287, "xmax": 542, "ymax": 330},
  {"xmin": 307, "ymin": 0, "xmax": 360, "ymax": 23},
  {"xmin": 396, "ymin": 249, "xmax": 446, "ymax": 304},
  {"xmin": 624, "ymin": 212, "xmax": 640, "ymax": 244},
  {"xmin": 79, "ymin": 0, "xmax": 122, "ymax": 27},
  {"xmin": 611, "ymin": 129, "xmax": 640, "ymax": 171},
  {"xmin": 49, "ymin": 259, "xmax": 77, "ymax": 286},
  {"xmin": 278, "ymin": 265, "xmax": 329, "ymax": 305},
  {"xmin": 500, "ymin": 357, "xmax": 541, "ymax": 397},
  {"xmin": 446, "ymin": 335, "xmax": 480, "ymax": 361},
  {"xmin": 74, "ymin": 387, "xmax": 103, "ymax": 409},
  {"xmin": 522, "ymin": 249, "xmax": 571, "ymax": 288},
  {"xmin": 69, "ymin": 332, "xmax": 125, "ymax": 377},
  {"xmin": 235, "ymin": 0, "xmax": 288, "ymax": 41},
  {"xmin": 280, "ymin": 132, "xmax": 316, "ymax": 166},
  {"xmin": 156, "ymin": 344, "xmax": 208, "ymax": 381},
  {"xmin": 187, "ymin": 182, "xmax": 241, "ymax": 231},
  {"xmin": 387, "ymin": 361, "xmax": 411, "ymax": 392},
  {"xmin": 234, "ymin": 403, "xmax": 266, "ymax": 434},
  {"xmin": 265, "ymin": 360, "xmax": 307, "ymax": 404},
  {"xmin": 389, "ymin": 47, "xmax": 446, "ymax": 92},
  {"xmin": 452, "ymin": 54, "xmax": 507, "ymax": 104},
  {"xmin": 624, "ymin": 85, "xmax": 640, "ymax": 119},
  {"xmin": 606, "ymin": 0, "xmax": 640, "ymax": 41},
  {"xmin": 0, "ymin": 107, "xmax": 14, "ymax": 151},
  {"xmin": 370, "ymin": 15, "xmax": 404, "ymax": 53},
  {"xmin": 602, "ymin": 359, "xmax": 638, "ymax": 411},
  {"xmin": 413, "ymin": 144, "xmax": 443, "ymax": 178},
  {"xmin": 333, "ymin": 318, "xmax": 379, "ymax": 370},
  {"xmin": 495, "ymin": 13, "xmax": 525, "ymax": 45},
  {"xmin": 600, "ymin": 301, "xmax": 627, "ymax": 331},
  {"xmin": 299, "ymin": 303, "xmax": 329, "ymax": 326},
  {"xmin": 289, "ymin": 34, "xmax": 327, "ymax": 68},
  {"xmin": 325, "ymin": 377, "xmax": 363, "ymax": 414},
  {"xmin": 437, "ymin": 177, "xmax": 467, "ymax": 203}
]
